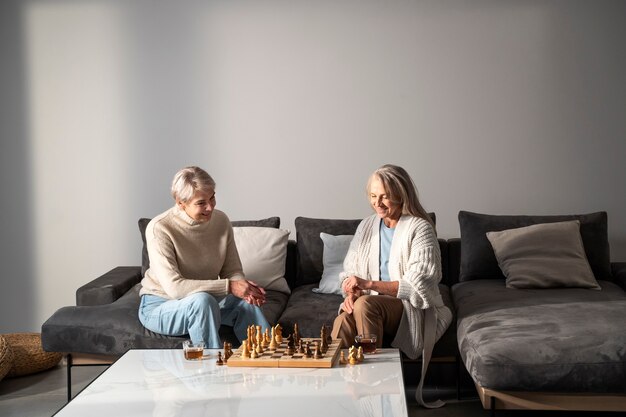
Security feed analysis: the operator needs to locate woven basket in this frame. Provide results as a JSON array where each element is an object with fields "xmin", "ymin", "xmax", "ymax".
[
  {"xmin": 0, "ymin": 335, "xmax": 14, "ymax": 381},
  {"xmin": 3, "ymin": 333, "xmax": 62, "ymax": 378}
]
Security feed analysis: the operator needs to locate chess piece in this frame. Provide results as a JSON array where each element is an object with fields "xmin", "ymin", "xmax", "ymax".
[
  {"xmin": 275, "ymin": 324, "xmax": 283, "ymax": 343},
  {"xmin": 216, "ymin": 351, "xmax": 224, "ymax": 366},
  {"xmin": 297, "ymin": 339, "xmax": 304, "ymax": 354},
  {"xmin": 305, "ymin": 342, "xmax": 313, "ymax": 358},
  {"xmin": 286, "ymin": 335, "xmax": 295, "ymax": 355},
  {"xmin": 223, "ymin": 342, "xmax": 232, "ymax": 362},
  {"xmin": 256, "ymin": 325, "xmax": 262, "ymax": 347},
  {"xmin": 293, "ymin": 323, "xmax": 300, "ymax": 346},
  {"xmin": 256, "ymin": 343, "xmax": 264, "ymax": 355},
  {"xmin": 247, "ymin": 334, "xmax": 253, "ymax": 352},
  {"xmin": 357, "ymin": 346, "xmax": 364, "ymax": 363},
  {"xmin": 340, "ymin": 351, "xmax": 347, "ymax": 365},
  {"xmin": 269, "ymin": 327, "xmax": 278, "ymax": 350},
  {"xmin": 264, "ymin": 328, "xmax": 271, "ymax": 347},
  {"xmin": 314, "ymin": 345, "xmax": 322, "ymax": 359},
  {"xmin": 348, "ymin": 346, "xmax": 358, "ymax": 365},
  {"xmin": 321, "ymin": 337, "xmax": 328, "ymax": 354},
  {"xmin": 251, "ymin": 348, "xmax": 258, "ymax": 359},
  {"xmin": 241, "ymin": 342, "xmax": 249, "ymax": 359}
]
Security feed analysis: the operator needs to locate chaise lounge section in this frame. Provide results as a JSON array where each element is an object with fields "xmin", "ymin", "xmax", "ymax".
[{"xmin": 451, "ymin": 211, "xmax": 626, "ymax": 413}]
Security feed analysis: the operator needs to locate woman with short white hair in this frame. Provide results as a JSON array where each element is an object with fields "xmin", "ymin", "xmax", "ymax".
[
  {"xmin": 331, "ymin": 164, "xmax": 452, "ymax": 408},
  {"xmin": 139, "ymin": 166, "xmax": 270, "ymax": 348}
]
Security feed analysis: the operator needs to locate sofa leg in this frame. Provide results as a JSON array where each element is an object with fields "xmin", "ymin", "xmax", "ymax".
[
  {"xmin": 66, "ymin": 353, "xmax": 73, "ymax": 402},
  {"xmin": 490, "ymin": 396, "xmax": 496, "ymax": 417}
]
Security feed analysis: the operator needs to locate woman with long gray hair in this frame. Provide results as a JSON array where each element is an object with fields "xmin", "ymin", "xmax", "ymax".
[{"xmin": 331, "ymin": 164, "xmax": 452, "ymax": 408}]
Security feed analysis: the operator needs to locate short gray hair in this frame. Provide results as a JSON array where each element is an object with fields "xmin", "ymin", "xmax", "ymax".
[{"xmin": 171, "ymin": 166, "xmax": 215, "ymax": 202}]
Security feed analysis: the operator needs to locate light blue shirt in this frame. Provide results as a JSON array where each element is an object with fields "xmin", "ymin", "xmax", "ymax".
[{"xmin": 379, "ymin": 221, "xmax": 395, "ymax": 281}]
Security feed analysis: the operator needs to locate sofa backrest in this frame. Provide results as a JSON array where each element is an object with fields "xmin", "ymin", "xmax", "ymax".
[
  {"xmin": 292, "ymin": 214, "xmax": 451, "ymax": 289},
  {"xmin": 457, "ymin": 211, "xmax": 611, "ymax": 282}
]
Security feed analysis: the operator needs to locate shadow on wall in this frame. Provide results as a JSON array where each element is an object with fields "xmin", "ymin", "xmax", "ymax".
[{"xmin": 0, "ymin": 1, "xmax": 35, "ymax": 332}]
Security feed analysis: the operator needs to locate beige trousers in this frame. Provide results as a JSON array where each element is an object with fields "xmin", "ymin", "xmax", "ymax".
[{"xmin": 331, "ymin": 295, "xmax": 404, "ymax": 348}]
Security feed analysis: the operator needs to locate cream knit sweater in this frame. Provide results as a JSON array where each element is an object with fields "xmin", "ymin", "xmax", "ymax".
[
  {"xmin": 340, "ymin": 214, "xmax": 452, "ymax": 359},
  {"xmin": 139, "ymin": 206, "xmax": 244, "ymax": 300}
]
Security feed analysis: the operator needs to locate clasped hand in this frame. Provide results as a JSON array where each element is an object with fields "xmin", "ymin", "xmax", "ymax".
[
  {"xmin": 230, "ymin": 279, "xmax": 266, "ymax": 306},
  {"xmin": 340, "ymin": 275, "xmax": 368, "ymax": 314}
]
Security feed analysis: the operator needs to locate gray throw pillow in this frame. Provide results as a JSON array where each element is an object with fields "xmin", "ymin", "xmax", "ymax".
[{"xmin": 486, "ymin": 220, "xmax": 600, "ymax": 290}]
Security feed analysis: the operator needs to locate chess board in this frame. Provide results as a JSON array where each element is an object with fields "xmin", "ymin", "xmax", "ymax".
[{"xmin": 226, "ymin": 338, "xmax": 342, "ymax": 368}]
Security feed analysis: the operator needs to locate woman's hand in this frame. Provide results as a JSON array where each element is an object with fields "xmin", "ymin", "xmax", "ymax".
[
  {"xmin": 230, "ymin": 279, "xmax": 266, "ymax": 306},
  {"xmin": 341, "ymin": 293, "xmax": 359, "ymax": 314},
  {"xmin": 342, "ymin": 275, "xmax": 370, "ymax": 294}
]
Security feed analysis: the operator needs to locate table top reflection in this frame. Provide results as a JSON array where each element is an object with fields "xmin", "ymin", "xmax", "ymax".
[{"xmin": 55, "ymin": 348, "xmax": 408, "ymax": 417}]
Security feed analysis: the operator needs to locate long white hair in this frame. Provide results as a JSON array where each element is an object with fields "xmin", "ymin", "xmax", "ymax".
[{"xmin": 367, "ymin": 164, "xmax": 435, "ymax": 230}]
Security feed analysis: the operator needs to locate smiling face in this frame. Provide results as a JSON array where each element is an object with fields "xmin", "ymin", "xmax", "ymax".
[
  {"xmin": 178, "ymin": 188, "xmax": 216, "ymax": 223},
  {"xmin": 369, "ymin": 176, "xmax": 402, "ymax": 227}
]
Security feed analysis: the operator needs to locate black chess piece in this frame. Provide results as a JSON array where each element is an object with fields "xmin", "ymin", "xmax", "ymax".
[{"xmin": 286, "ymin": 335, "xmax": 295, "ymax": 355}]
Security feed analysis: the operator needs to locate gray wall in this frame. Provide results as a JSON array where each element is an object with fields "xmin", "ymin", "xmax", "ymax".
[{"xmin": 1, "ymin": 0, "xmax": 625, "ymax": 333}]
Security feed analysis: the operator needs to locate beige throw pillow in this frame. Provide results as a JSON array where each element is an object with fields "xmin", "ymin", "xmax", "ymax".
[
  {"xmin": 486, "ymin": 220, "xmax": 600, "ymax": 290},
  {"xmin": 233, "ymin": 227, "xmax": 291, "ymax": 294}
]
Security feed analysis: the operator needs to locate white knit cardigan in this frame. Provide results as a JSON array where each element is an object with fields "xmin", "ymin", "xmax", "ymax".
[{"xmin": 339, "ymin": 214, "xmax": 452, "ymax": 360}]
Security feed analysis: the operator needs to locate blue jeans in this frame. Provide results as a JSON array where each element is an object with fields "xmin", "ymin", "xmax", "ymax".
[{"xmin": 138, "ymin": 292, "xmax": 270, "ymax": 348}]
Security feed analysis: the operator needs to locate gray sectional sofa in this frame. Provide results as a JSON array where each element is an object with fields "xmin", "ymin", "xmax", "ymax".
[{"xmin": 42, "ymin": 210, "xmax": 626, "ymax": 413}]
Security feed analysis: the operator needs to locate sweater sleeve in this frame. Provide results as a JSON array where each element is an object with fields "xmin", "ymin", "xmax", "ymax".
[
  {"xmin": 339, "ymin": 217, "xmax": 373, "ymax": 295},
  {"xmin": 396, "ymin": 221, "xmax": 443, "ymax": 310},
  {"xmin": 147, "ymin": 225, "xmax": 230, "ymax": 300}
]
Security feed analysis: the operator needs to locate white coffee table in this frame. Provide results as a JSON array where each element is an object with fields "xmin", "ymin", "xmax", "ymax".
[{"xmin": 54, "ymin": 348, "xmax": 408, "ymax": 417}]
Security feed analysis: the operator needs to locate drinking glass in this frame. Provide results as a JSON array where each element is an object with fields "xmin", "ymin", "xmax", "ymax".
[
  {"xmin": 354, "ymin": 334, "xmax": 377, "ymax": 354},
  {"xmin": 183, "ymin": 340, "xmax": 205, "ymax": 360}
]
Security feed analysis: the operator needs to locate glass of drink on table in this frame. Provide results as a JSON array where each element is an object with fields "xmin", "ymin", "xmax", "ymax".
[
  {"xmin": 355, "ymin": 334, "xmax": 377, "ymax": 354},
  {"xmin": 183, "ymin": 340, "xmax": 205, "ymax": 360}
]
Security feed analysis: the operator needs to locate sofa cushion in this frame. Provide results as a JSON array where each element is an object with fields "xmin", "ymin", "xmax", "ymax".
[
  {"xmin": 277, "ymin": 284, "xmax": 344, "ymax": 338},
  {"xmin": 452, "ymin": 279, "xmax": 626, "ymax": 392},
  {"xmin": 313, "ymin": 232, "xmax": 353, "ymax": 295},
  {"xmin": 42, "ymin": 284, "xmax": 288, "ymax": 355},
  {"xmin": 486, "ymin": 221, "xmax": 600, "ymax": 290},
  {"xmin": 139, "ymin": 216, "xmax": 280, "ymax": 277},
  {"xmin": 295, "ymin": 213, "xmax": 436, "ymax": 287},
  {"xmin": 233, "ymin": 227, "xmax": 291, "ymax": 294},
  {"xmin": 458, "ymin": 211, "xmax": 611, "ymax": 282}
]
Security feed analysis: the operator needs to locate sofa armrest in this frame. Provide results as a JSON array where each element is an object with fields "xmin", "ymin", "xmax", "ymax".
[
  {"xmin": 76, "ymin": 266, "xmax": 142, "ymax": 306},
  {"xmin": 611, "ymin": 262, "xmax": 626, "ymax": 291}
]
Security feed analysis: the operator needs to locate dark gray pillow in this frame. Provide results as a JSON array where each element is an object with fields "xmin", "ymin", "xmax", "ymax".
[
  {"xmin": 138, "ymin": 216, "xmax": 280, "ymax": 277},
  {"xmin": 295, "ymin": 213, "xmax": 436, "ymax": 287},
  {"xmin": 458, "ymin": 211, "xmax": 611, "ymax": 282}
]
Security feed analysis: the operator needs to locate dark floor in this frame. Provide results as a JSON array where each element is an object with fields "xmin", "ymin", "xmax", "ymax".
[{"xmin": 0, "ymin": 361, "xmax": 623, "ymax": 417}]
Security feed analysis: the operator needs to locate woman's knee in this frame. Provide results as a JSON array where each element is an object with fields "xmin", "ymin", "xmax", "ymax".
[
  {"xmin": 185, "ymin": 292, "xmax": 219, "ymax": 315},
  {"xmin": 353, "ymin": 295, "xmax": 377, "ymax": 315}
]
